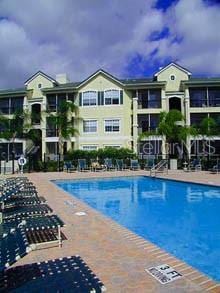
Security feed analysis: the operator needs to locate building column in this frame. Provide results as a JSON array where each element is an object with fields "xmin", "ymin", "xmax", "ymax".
[
  {"xmin": 132, "ymin": 95, "xmax": 138, "ymax": 153},
  {"xmin": 184, "ymin": 88, "xmax": 191, "ymax": 159},
  {"xmin": 161, "ymin": 89, "xmax": 167, "ymax": 111},
  {"xmin": 184, "ymin": 88, "xmax": 190, "ymax": 126},
  {"xmin": 41, "ymin": 99, "xmax": 47, "ymax": 160}
]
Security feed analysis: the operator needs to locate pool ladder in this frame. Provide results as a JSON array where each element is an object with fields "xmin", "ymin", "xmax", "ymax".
[{"xmin": 150, "ymin": 160, "xmax": 168, "ymax": 177}]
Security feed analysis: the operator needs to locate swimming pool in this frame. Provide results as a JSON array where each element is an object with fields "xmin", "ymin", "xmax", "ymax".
[{"xmin": 55, "ymin": 176, "xmax": 220, "ymax": 281}]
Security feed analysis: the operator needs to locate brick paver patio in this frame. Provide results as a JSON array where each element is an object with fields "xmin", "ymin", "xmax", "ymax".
[{"xmin": 10, "ymin": 170, "xmax": 220, "ymax": 292}]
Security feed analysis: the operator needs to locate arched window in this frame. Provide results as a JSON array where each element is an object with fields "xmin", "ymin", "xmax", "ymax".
[
  {"xmin": 82, "ymin": 91, "xmax": 97, "ymax": 106},
  {"xmin": 104, "ymin": 89, "xmax": 120, "ymax": 105}
]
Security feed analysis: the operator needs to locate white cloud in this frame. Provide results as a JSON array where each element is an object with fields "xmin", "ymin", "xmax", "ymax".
[
  {"xmin": 155, "ymin": 0, "xmax": 220, "ymax": 75},
  {"xmin": 0, "ymin": 0, "xmax": 219, "ymax": 88}
]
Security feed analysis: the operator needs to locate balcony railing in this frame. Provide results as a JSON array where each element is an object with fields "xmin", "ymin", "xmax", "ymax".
[
  {"xmin": 190, "ymin": 97, "xmax": 220, "ymax": 107},
  {"xmin": 46, "ymin": 129, "xmax": 59, "ymax": 137},
  {"xmin": 138, "ymin": 126, "xmax": 157, "ymax": 135},
  {"xmin": 138, "ymin": 100, "xmax": 161, "ymax": 109}
]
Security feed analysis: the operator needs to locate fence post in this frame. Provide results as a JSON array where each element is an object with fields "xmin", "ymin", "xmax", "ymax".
[
  {"xmin": 28, "ymin": 154, "xmax": 31, "ymax": 173},
  {"xmin": 43, "ymin": 153, "xmax": 46, "ymax": 172},
  {"xmin": 58, "ymin": 153, "xmax": 61, "ymax": 172},
  {"xmin": 12, "ymin": 151, "xmax": 15, "ymax": 174}
]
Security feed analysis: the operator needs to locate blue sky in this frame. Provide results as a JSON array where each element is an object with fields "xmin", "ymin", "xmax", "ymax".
[{"xmin": 0, "ymin": 0, "xmax": 219, "ymax": 87}]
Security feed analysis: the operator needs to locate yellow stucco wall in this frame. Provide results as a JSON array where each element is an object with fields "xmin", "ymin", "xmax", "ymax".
[
  {"xmin": 76, "ymin": 73, "xmax": 132, "ymax": 149},
  {"xmin": 157, "ymin": 64, "xmax": 189, "ymax": 92},
  {"xmin": 26, "ymin": 74, "xmax": 54, "ymax": 99}
]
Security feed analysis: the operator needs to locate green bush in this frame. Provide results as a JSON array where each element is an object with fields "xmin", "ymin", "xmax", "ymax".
[{"xmin": 65, "ymin": 147, "xmax": 136, "ymax": 165}]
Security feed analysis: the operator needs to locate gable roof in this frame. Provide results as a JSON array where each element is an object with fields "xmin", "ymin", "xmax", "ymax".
[
  {"xmin": 24, "ymin": 71, "xmax": 58, "ymax": 86},
  {"xmin": 154, "ymin": 62, "xmax": 192, "ymax": 77},
  {"xmin": 76, "ymin": 69, "xmax": 124, "ymax": 88}
]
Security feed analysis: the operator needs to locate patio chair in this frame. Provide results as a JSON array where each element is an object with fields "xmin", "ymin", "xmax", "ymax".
[
  {"xmin": 189, "ymin": 158, "xmax": 202, "ymax": 171},
  {"xmin": 3, "ymin": 214, "xmax": 65, "ymax": 249},
  {"xmin": 2, "ymin": 204, "xmax": 52, "ymax": 220},
  {"xmin": 209, "ymin": 161, "xmax": 220, "ymax": 174},
  {"xmin": 104, "ymin": 158, "xmax": 115, "ymax": 171},
  {"xmin": 3, "ymin": 196, "xmax": 46, "ymax": 208},
  {"xmin": 64, "ymin": 161, "xmax": 76, "ymax": 173},
  {"xmin": 116, "ymin": 159, "xmax": 125, "ymax": 170},
  {"xmin": 0, "ymin": 227, "xmax": 31, "ymax": 272},
  {"xmin": 90, "ymin": 159, "xmax": 104, "ymax": 172},
  {"xmin": 0, "ymin": 256, "xmax": 105, "ymax": 292},
  {"xmin": 77, "ymin": 159, "xmax": 90, "ymax": 171},
  {"xmin": 130, "ymin": 159, "xmax": 140, "ymax": 170},
  {"xmin": 144, "ymin": 158, "xmax": 155, "ymax": 170}
]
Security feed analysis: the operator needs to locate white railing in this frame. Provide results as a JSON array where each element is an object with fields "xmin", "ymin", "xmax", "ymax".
[{"xmin": 150, "ymin": 159, "xmax": 168, "ymax": 177}]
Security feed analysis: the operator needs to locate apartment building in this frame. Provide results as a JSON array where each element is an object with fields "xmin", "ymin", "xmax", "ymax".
[{"xmin": 0, "ymin": 62, "xmax": 219, "ymax": 160}]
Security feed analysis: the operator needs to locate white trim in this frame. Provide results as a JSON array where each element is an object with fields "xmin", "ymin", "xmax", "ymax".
[
  {"xmin": 103, "ymin": 144, "xmax": 121, "ymax": 149},
  {"xmin": 83, "ymin": 119, "xmax": 98, "ymax": 134},
  {"xmin": 77, "ymin": 70, "xmax": 124, "ymax": 89},
  {"xmin": 78, "ymin": 135, "xmax": 130, "ymax": 142},
  {"xmin": 104, "ymin": 89, "xmax": 120, "ymax": 106},
  {"xmin": 81, "ymin": 145, "xmax": 98, "ymax": 151},
  {"xmin": 154, "ymin": 62, "xmax": 191, "ymax": 77},
  {"xmin": 24, "ymin": 71, "xmax": 57, "ymax": 85},
  {"xmin": 45, "ymin": 137, "xmax": 59, "ymax": 142},
  {"xmin": 170, "ymin": 74, "xmax": 176, "ymax": 81},
  {"xmin": 81, "ymin": 90, "xmax": 98, "ymax": 107},
  {"xmin": 104, "ymin": 118, "xmax": 121, "ymax": 133}
]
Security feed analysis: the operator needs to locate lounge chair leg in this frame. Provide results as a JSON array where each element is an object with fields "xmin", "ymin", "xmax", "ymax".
[{"xmin": 58, "ymin": 225, "xmax": 62, "ymax": 248}]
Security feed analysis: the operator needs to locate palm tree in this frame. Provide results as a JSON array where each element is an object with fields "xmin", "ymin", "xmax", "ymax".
[
  {"xmin": 0, "ymin": 109, "xmax": 32, "ymax": 155},
  {"xmin": 46, "ymin": 100, "xmax": 79, "ymax": 156},
  {"xmin": 139, "ymin": 110, "xmax": 197, "ymax": 159},
  {"xmin": 195, "ymin": 116, "xmax": 218, "ymax": 157}
]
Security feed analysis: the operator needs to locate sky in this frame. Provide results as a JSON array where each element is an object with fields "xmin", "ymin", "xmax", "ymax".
[{"xmin": 0, "ymin": 0, "xmax": 220, "ymax": 88}]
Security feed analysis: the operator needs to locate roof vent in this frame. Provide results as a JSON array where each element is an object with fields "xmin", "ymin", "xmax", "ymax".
[{"xmin": 56, "ymin": 73, "xmax": 69, "ymax": 84}]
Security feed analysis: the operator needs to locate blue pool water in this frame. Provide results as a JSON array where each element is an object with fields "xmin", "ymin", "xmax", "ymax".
[{"xmin": 55, "ymin": 176, "xmax": 220, "ymax": 281}]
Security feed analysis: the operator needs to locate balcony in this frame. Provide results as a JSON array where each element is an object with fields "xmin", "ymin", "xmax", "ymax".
[
  {"xmin": 138, "ymin": 100, "xmax": 161, "ymax": 109},
  {"xmin": 138, "ymin": 126, "xmax": 157, "ymax": 135},
  {"xmin": 46, "ymin": 128, "xmax": 58, "ymax": 137}
]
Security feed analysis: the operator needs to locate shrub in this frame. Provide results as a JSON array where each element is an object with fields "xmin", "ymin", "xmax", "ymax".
[{"xmin": 65, "ymin": 147, "xmax": 136, "ymax": 165}]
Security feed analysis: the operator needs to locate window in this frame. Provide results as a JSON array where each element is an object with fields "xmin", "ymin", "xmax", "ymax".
[
  {"xmin": 208, "ymin": 87, "xmax": 220, "ymax": 107},
  {"xmin": 190, "ymin": 113, "xmax": 207, "ymax": 127},
  {"xmin": 170, "ymin": 75, "xmax": 175, "ymax": 80},
  {"xmin": 82, "ymin": 145, "xmax": 98, "ymax": 151},
  {"xmin": 11, "ymin": 97, "xmax": 24, "ymax": 114},
  {"xmin": 148, "ymin": 90, "xmax": 161, "ymax": 108},
  {"xmin": 104, "ymin": 119, "xmax": 120, "ymax": 132},
  {"xmin": 82, "ymin": 91, "xmax": 97, "ymax": 106},
  {"xmin": 189, "ymin": 88, "xmax": 207, "ymax": 107},
  {"xmin": 138, "ymin": 89, "xmax": 161, "ymax": 109},
  {"xmin": 38, "ymin": 83, "xmax": 42, "ymax": 88},
  {"xmin": 47, "ymin": 94, "xmax": 57, "ymax": 112},
  {"xmin": 104, "ymin": 145, "xmax": 121, "ymax": 149},
  {"xmin": 83, "ymin": 120, "xmax": 97, "ymax": 133},
  {"xmin": 0, "ymin": 98, "xmax": 9, "ymax": 114},
  {"xmin": 104, "ymin": 89, "xmax": 120, "ymax": 105}
]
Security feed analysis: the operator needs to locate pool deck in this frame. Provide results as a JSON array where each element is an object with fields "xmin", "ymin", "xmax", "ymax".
[{"xmin": 11, "ymin": 170, "xmax": 220, "ymax": 292}]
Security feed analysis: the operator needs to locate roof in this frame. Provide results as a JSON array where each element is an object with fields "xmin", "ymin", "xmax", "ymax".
[
  {"xmin": 77, "ymin": 69, "xmax": 125, "ymax": 88},
  {"xmin": 182, "ymin": 77, "xmax": 220, "ymax": 86},
  {"xmin": 154, "ymin": 62, "xmax": 192, "ymax": 77},
  {"xmin": 0, "ymin": 87, "xmax": 26, "ymax": 97},
  {"xmin": 42, "ymin": 82, "xmax": 81, "ymax": 93},
  {"xmin": 120, "ymin": 78, "xmax": 166, "ymax": 88},
  {"xmin": 24, "ymin": 71, "xmax": 58, "ymax": 86}
]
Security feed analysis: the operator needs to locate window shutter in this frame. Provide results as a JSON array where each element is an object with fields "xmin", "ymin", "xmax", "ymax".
[
  {"xmin": 120, "ymin": 90, "xmax": 123, "ymax": 104},
  {"xmin": 79, "ymin": 92, "xmax": 82, "ymax": 106},
  {"xmin": 98, "ymin": 91, "xmax": 101, "ymax": 105},
  {"xmin": 101, "ymin": 91, "xmax": 104, "ymax": 105}
]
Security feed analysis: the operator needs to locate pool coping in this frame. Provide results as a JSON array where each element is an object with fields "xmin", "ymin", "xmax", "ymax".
[{"xmin": 52, "ymin": 175, "xmax": 220, "ymax": 291}]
